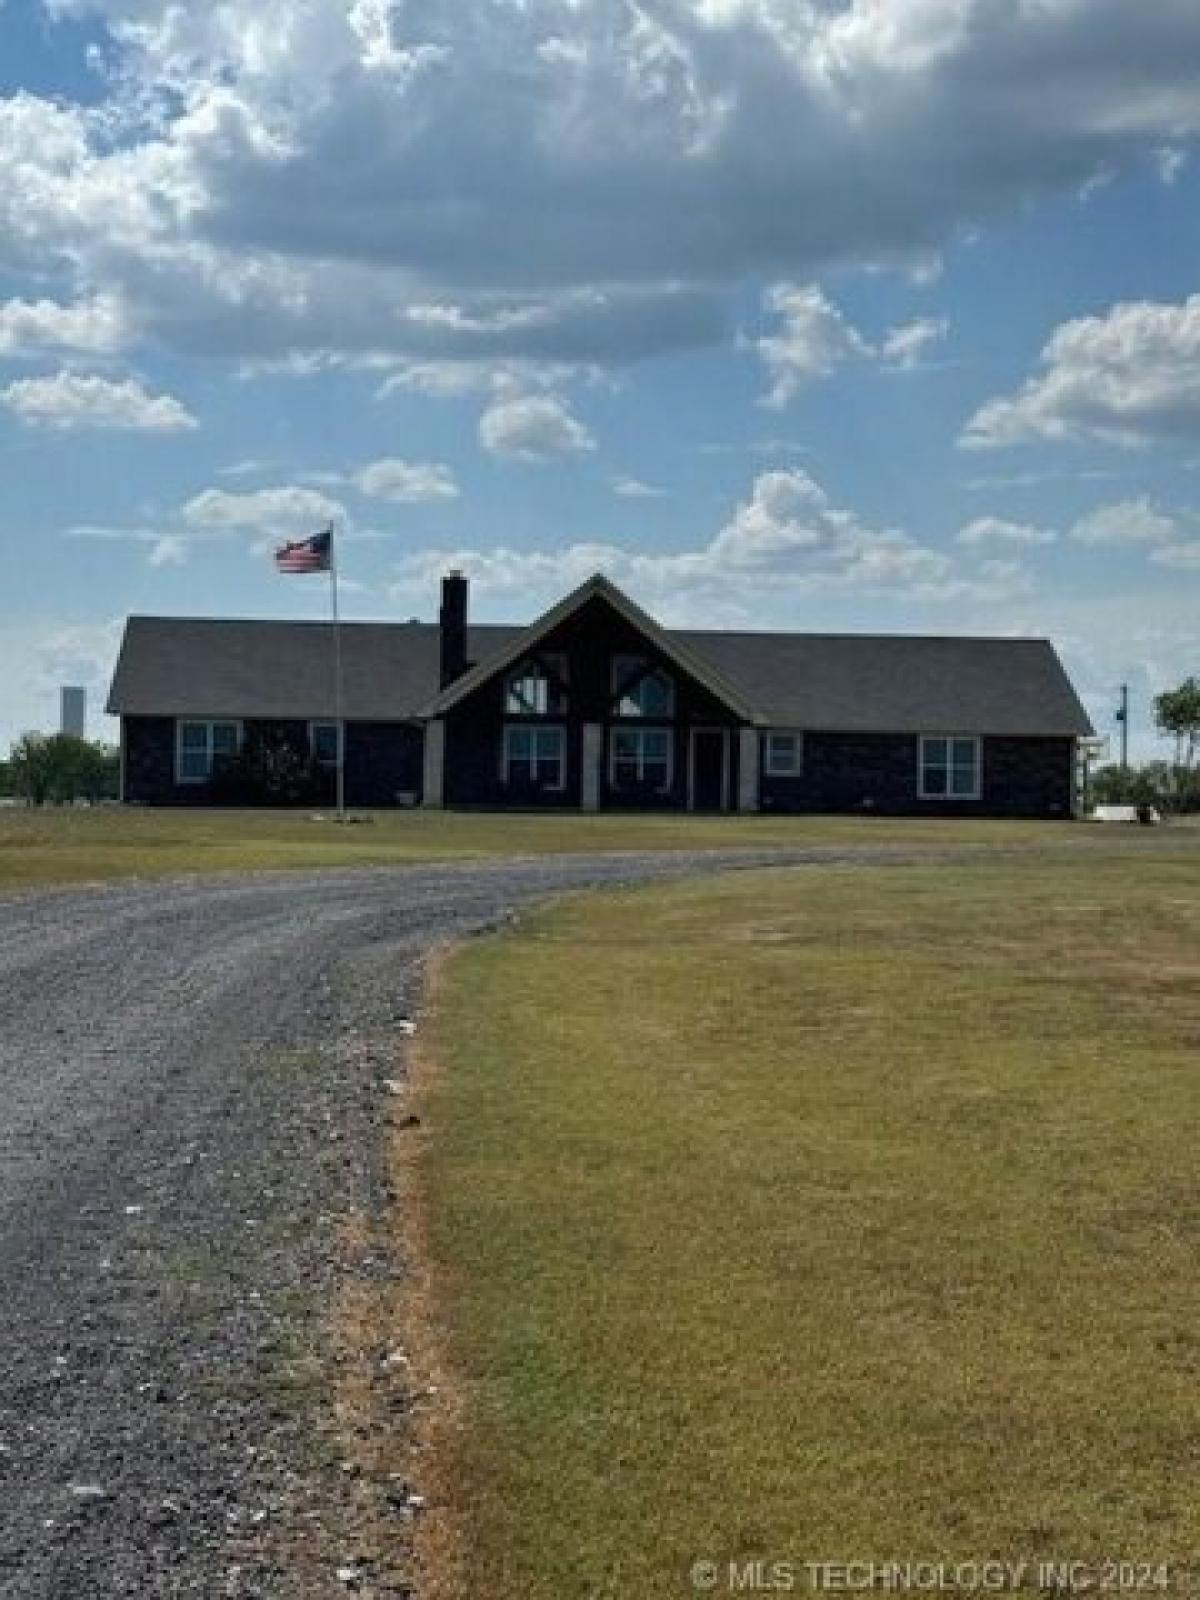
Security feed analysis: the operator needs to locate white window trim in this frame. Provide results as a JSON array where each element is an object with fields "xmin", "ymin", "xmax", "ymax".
[
  {"xmin": 502, "ymin": 722, "xmax": 567, "ymax": 791},
  {"xmin": 505, "ymin": 654, "xmax": 568, "ymax": 716},
  {"xmin": 308, "ymin": 719, "xmax": 344, "ymax": 768},
  {"xmin": 609, "ymin": 725, "xmax": 674, "ymax": 793},
  {"xmin": 918, "ymin": 734, "xmax": 982, "ymax": 801},
  {"xmin": 611, "ymin": 654, "xmax": 676, "ymax": 718},
  {"xmin": 175, "ymin": 718, "xmax": 243, "ymax": 785},
  {"xmin": 764, "ymin": 730, "xmax": 803, "ymax": 777}
]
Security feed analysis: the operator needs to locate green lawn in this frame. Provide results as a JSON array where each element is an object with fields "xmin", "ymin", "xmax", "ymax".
[
  {"xmin": 421, "ymin": 839, "xmax": 1200, "ymax": 1596},
  {"xmin": 0, "ymin": 805, "xmax": 1139, "ymax": 891}
]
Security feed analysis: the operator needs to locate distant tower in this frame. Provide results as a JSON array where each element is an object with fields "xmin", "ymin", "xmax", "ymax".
[{"xmin": 60, "ymin": 686, "xmax": 86, "ymax": 739}]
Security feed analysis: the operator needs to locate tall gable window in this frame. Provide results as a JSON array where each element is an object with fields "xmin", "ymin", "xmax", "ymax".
[
  {"xmin": 919, "ymin": 735, "xmax": 981, "ymax": 800},
  {"xmin": 505, "ymin": 655, "xmax": 568, "ymax": 716},
  {"xmin": 504, "ymin": 724, "xmax": 566, "ymax": 790},
  {"xmin": 612, "ymin": 655, "xmax": 674, "ymax": 718},
  {"xmin": 177, "ymin": 720, "xmax": 240, "ymax": 784}
]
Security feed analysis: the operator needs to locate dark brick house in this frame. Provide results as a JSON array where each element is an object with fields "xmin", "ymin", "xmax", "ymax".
[{"xmin": 107, "ymin": 572, "xmax": 1093, "ymax": 816}]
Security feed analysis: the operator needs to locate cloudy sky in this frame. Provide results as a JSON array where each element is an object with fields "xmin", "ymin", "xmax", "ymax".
[{"xmin": 3, "ymin": 0, "xmax": 1199, "ymax": 757}]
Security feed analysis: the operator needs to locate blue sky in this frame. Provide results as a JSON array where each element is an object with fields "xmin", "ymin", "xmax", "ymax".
[{"xmin": 2, "ymin": 0, "xmax": 1199, "ymax": 759}]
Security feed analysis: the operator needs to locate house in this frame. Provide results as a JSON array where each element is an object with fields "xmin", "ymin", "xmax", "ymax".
[{"xmin": 106, "ymin": 571, "xmax": 1093, "ymax": 816}]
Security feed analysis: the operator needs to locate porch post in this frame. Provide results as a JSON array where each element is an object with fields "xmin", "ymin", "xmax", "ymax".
[
  {"xmin": 423, "ymin": 718, "xmax": 445, "ymax": 809},
  {"xmin": 581, "ymin": 722, "xmax": 602, "ymax": 812},
  {"xmin": 737, "ymin": 727, "xmax": 760, "ymax": 813}
]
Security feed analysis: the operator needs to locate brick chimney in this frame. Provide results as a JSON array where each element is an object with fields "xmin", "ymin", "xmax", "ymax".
[{"xmin": 439, "ymin": 571, "xmax": 469, "ymax": 688}]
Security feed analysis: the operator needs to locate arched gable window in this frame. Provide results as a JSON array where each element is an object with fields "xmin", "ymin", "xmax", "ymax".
[
  {"xmin": 612, "ymin": 655, "xmax": 674, "ymax": 718},
  {"xmin": 505, "ymin": 655, "xmax": 568, "ymax": 715}
]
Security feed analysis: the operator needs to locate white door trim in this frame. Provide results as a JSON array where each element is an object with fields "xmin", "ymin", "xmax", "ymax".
[{"xmin": 687, "ymin": 725, "xmax": 730, "ymax": 812}]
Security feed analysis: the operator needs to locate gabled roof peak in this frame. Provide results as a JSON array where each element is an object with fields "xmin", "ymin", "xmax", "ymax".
[{"xmin": 420, "ymin": 570, "xmax": 761, "ymax": 722}]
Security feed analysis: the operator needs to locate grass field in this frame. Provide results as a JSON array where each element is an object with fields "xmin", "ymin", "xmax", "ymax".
[
  {"xmin": 0, "ymin": 805, "xmax": 1149, "ymax": 891},
  {"xmin": 419, "ymin": 838, "xmax": 1200, "ymax": 1596}
]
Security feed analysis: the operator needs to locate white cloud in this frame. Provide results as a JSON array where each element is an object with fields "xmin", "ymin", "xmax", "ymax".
[
  {"xmin": 881, "ymin": 316, "xmax": 949, "ymax": 370},
  {"xmin": 1068, "ymin": 498, "xmax": 1178, "ymax": 545},
  {"xmin": 958, "ymin": 517, "xmax": 1057, "ymax": 547},
  {"xmin": 355, "ymin": 458, "xmax": 459, "ymax": 502},
  {"xmin": 1150, "ymin": 542, "xmax": 1200, "ymax": 569},
  {"xmin": 181, "ymin": 485, "xmax": 345, "ymax": 535},
  {"xmin": 1078, "ymin": 167, "xmax": 1116, "ymax": 207},
  {"xmin": 757, "ymin": 284, "xmax": 870, "ymax": 407},
  {"xmin": 218, "ymin": 457, "xmax": 277, "ymax": 478},
  {"xmin": 147, "ymin": 534, "xmax": 188, "ymax": 567},
  {"xmin": 479, "ymin": 394, "xmax": 595, "ymax": 462},
  {"xmin": 0, "ymin": 295, "xmax": 130, "ymax": 356},
  {"xmin": 756, "ymin": 290, "xmax": 949, "ymax": 400},
  {"xmin": 0, "ymin": 371, "xmax": 196, "ymax": 431},
  {"xmin": 5, "ymin": 3, "xmax": 1199, "ymax": 372},
  {"xmin": 379, "ymin": 363, "xmax": 496, "ymax": 400},
  {"xmin": 705, "ymin": 470, "xmax": 841, "ymax": 570},
  {"xmin": 1156, "ymin": 147, "xmax": 1188, "ymax": 185},
  {"xmin": 61, "ymin": 485, "xmax": 348, "ymax": 568},
  {"xmin": 974, "ymin": 557, "xmax": 1035, "ymax": 597},
  {"xmin": 962, "ymin": 294, "xmax": 1200, "ymax": 449},
  {"xmin": 376, "ymin": 358, "xmax": 597, "ymax": 400},
  {"xmin": 295, "ymin": 469, "xmax": 350, "ymax": 488},
  {"xmin": 612, "ymin": 476, "xmax": 667, "ymax": 499},
  {"xmin": 59, "ymin": 481, "xmax": 363, "ymax": 570},
  {"xmin": 389, "ymin": 469, "xmax": 1031, "ymax": 614}
]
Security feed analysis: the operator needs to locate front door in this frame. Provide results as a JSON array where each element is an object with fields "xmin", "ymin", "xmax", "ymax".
[{"xmin": 690, "ymin": 728, "xmax": 728, "ymax": 811}]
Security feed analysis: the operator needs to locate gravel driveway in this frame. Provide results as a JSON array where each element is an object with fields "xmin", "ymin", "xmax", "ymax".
[{"xmin": 2, "ymin": 848, "xmax": 876, "ymax": 1599}]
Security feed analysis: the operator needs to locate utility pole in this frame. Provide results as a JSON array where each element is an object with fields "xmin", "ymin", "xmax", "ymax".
[
  {"xmin": 329, "ymin": 525, "xmax": 345, "ymax": 823},
  {"xmin": 1115, "ymin": 683, "xmax": 1129, "ymax": 770}
]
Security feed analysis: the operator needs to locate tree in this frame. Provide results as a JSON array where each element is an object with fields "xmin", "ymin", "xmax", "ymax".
[
  {"xmin": 1090, "ymin": 764, "xmax": 1143, "ymax": 806},
  {"xmin": 1155, "ymin": 677, "xmax": 1200, "ymax": 773},
  {"xmin": 7, "ymin": 734, "xmax": 119, "ymax": 805},
  {"xmin": 8, "ymin": 734, "xmax": 55, "ymax": 805},
  {"xmin": 1090, "ymin": 758, "xmax": 1199, "ymax": 816}
]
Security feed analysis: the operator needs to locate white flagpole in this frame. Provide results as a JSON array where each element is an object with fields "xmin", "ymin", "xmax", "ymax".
[{"xmin": 330, "ymin": 524, "xmax": 346, "ymax": 822}]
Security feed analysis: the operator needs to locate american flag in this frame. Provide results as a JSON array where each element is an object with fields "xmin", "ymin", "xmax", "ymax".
[{"xmin": 274, "ymin": 526, "xmax": 333, "ymax": 574}]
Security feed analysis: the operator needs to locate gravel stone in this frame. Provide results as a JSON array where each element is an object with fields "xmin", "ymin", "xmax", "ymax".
[{"xmin": 0, "ymin": 847, "xmax": 941, "ymax": 1596}]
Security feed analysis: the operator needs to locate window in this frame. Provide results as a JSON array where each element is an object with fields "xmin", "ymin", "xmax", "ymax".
[
  {"xmin": 612, "ymin": 655, "xmax": 674, "ymax": 717},
  {"xmin": 764, "ymin": 732, "xmax": 802, "ymax": 776},
  {"xmin": 177, "ymin": 720, "xmax": 240, "ymax": 784},
  {"xmin": 919, "ymin": 735, "xmax": 981, "ymax": 800},
  {"xmin": 611, "ymin": 726, "xmax": 672, "ymax": 792},
  {"xmin": 309, "ymin": 721, "xmax": 343, "ymax": 768},
  {"xmin": 505, "ymin": 656, "xmax": 567, "ymax": 715},
  {"xmin": 504, "ymin": 724, "xmax": 566, "ymax": 788}
]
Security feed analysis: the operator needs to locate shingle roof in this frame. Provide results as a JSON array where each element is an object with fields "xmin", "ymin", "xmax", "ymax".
[
  {"xmin": 106, "ymin": 617, "xmax": 520, "ymax": 722},
  {"xmin": 107, "ymin": 609, "xmax": 1092, "ymax": 736},
  {"xmin": 673, "ymin": 630, "xmax": 1093, "ymax": 735}
]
